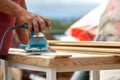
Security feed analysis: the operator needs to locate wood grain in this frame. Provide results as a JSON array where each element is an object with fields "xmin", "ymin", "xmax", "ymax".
[
  {"xmin": 9, "ymin": 48, "xmax": 72, "ymax": 59},
  {"xmin": 5, "ymin": 48, "xmax": 120, "ymax": 71},
  {"xmin": 48, "ymin": 40, "xmax": 120, "ymax": 48},
  {"xmin": 51, "ymin": 46, "xmax": 120, "ymax": 53}
]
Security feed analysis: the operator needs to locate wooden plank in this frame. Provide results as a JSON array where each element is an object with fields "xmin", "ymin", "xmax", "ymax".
[
  {"xmin": 56, "ymin": 50, "xmax": 120, "ymax": 55},
  {"xmin": 48, "ymin": 40, "xmax": 120, "ymax": 48},
  {"xmin": 9, "ymin": 48, "xmax": 72, "ymax": 59},
  {"xmin": 41, "ymin": 53, "xmax": 72, "ymax": 59},
  {"xmin": 51, "ymin": 46, "xmax": 120, "ymax": 53},
  {"xmin": 50, "ymin": 54, "xmax": 120, "ymax": 69},
  {"xmin": 5, "ymin": 49, "xmax": 120, "ymax": 68},
  {"xmin": 3, "ymin": 48, "xmax": 120, "ymax": 72}
]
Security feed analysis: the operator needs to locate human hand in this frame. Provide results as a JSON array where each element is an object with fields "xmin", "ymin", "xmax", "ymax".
[{"xmin": 16, "ymin": 10, "xmax": 51, "ymax": 35}]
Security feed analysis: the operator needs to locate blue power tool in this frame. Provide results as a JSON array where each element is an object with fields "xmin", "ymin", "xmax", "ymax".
[
  {"xmin": 20, "ymin": 23, "xmax": 50, "ymax": 53},
  {"xmin": 0, "ymin": 22, "xmax": 50, "ymax": 54}
]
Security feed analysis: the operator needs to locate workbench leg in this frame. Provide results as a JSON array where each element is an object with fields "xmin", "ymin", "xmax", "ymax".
[
  {"xmin": 46, "ymin": 68, "xmax": 57, "ymax": 80},
  {"xmin": 2, "ymin": 60, "xmax": 12, "ymax": 80},
  {"xmin": 0, "ymin": 59, "xmax": 3, "ymax": 80},
  {"xmin": 7, "ymin": 67, "xmax": 12, "ymax": 80},
  {"xmin": 2, "ymin": 60, "xmax": 8, "ymax": 80},
  {"xmin": 90, "ymin": 70, "xmax": 100, "ymax": 80}
]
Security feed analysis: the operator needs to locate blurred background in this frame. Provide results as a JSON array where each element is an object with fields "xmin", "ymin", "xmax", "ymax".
[{"xmin": 26, "ymin": 0, "xmax": 106, "ymax": 40}]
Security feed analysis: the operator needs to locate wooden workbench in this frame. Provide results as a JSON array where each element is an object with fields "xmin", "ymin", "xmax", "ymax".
[{"xmin": 2, "ymin": 48, "xmax": 120, "ymax": 80}]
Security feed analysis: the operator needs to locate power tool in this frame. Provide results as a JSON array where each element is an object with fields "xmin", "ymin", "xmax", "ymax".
[{"xmin": 0, "ymin": 22, "xmax": 50, "ymax": 55}]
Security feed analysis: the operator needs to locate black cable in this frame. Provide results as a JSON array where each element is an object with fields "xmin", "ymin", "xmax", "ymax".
[{"xmin": 0, "ymin": 25, "xmax": 24, "ymax": 51}]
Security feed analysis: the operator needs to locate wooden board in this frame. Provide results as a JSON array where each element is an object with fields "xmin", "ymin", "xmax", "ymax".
[
  {"xmin": 48, "ymin": 40, "xmax": 120, "ymax": 54},
  {"xmin": 48, "ymin": 40, "xmax": 120, "ymax": 48},
  {"xmin": 51, "ymin": 46, "xmax": 120, "ymax": 53},
  {"xmin": 9, "ymin": 48, "xmax": 72, "ymax": 59},
  {"xmin": 5, "ymin": 48, "xmax": 120, "ymax": 71}
]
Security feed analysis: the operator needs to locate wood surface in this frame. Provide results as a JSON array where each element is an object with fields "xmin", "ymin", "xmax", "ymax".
[
  {"xmin": 48, "ymin": 40, "xmax": 120, "ymax": 48},
  {"xmin": 48, "ymin": 40, "xmax": 120, "ymax": 54},
  {"xmin": 4, "ymin": 41, "xmax": 120, "ymax": 80},
  {"xmin": 51, "ymin": 46, "xmax": 120, "ymax": 53},
  {"xmin": 4, "ymin": 48, "xmax": 120, "ymax": 71},
  {"xmin": 9, "ymin": 48, "xmax": 72, "ymax": 59}
]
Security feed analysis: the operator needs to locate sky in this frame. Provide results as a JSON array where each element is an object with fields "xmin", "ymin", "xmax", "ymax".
[
  {"xmin": 26, "ymin": 0, "xmax": 105, "ymax": 5},
  {"xmin": 26, "ymin": 0, "xmax": 106, "ymax": 19}
]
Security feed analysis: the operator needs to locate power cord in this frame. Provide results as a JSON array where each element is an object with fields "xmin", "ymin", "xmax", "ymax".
[{"xmin": 0, "ymin": 25, "xmax": 24, "ymax": 51}]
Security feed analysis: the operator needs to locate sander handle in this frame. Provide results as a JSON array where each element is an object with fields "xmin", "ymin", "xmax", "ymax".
[{"xmin": 23, "ymin": 22, "xmax": 48, "ymax": 36}]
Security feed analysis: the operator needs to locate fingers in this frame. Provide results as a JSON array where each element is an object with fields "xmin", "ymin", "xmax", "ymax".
[
  {"xmin": 32, "ymin": 18, "xmax": 39, "ymax": 35},
  {"xmin": 32, "ymin": 15, "xmax": 51, "ymax": 35},
  {"xmin": 37, "ymin": 16, "xmax": 51, "ymax": 31},
  {"xmin": 28, "ymin": 22, "xmax": 32, "ymax": 32},
  {"xmin": 41, "ymin": 16, "xmax": 51, "ymax": 29},
  {"xmin": 26, "ymin": 14, "xmax": 51, "ymax": 36},
  {"xmin": 45, "ymin": 18, "xmax": 51, "ymax": 29},
  {"xmin": 37, "ymin": 16, "xmax": 45, "ymax": 32}
]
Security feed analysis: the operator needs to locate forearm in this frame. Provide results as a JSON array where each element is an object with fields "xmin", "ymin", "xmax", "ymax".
[
  {"xmin": 0, "ymin": 0, "xmax": 25, "ymax": 17},
  {"xmin": 15, "ymin": 0, "xmax": 29, "ymax": 44}
]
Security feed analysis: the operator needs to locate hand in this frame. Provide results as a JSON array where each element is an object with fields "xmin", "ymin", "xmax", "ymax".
[{"xmin": 16, "ymin": 10, "xmax": 51, "ymax": 35}]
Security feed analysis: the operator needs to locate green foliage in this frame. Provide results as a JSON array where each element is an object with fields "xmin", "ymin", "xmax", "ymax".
[{"xmin": 46, "ymin": 19, "xmax": 72, "ymax": 34}]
